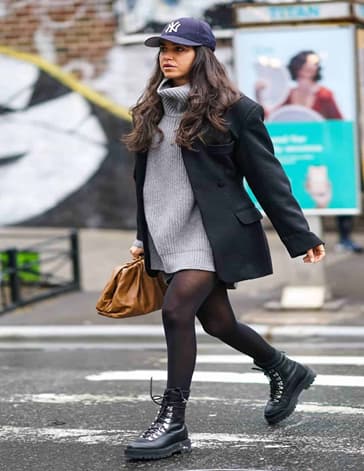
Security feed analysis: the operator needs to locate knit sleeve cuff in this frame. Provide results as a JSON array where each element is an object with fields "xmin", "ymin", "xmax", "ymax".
[{"xmin": 133, "ymin": 239, "xmax": 144, "ymax": 249}]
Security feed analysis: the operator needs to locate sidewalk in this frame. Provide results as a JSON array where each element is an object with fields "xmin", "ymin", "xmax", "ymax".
[{"xmin": 0, "ymin": 228, "xmax": 363, "ymax": 338}]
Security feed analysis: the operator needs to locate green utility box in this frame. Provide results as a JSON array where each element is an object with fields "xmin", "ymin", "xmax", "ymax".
[{"xmin": 0, "ymin": 251, "xmax": 41, "ymax": 283}]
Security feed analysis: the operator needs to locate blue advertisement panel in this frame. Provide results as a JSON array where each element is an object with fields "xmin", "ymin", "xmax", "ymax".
[{"xmin": 234, "ymin": 25, "xmax": 361, "ymax": 214}]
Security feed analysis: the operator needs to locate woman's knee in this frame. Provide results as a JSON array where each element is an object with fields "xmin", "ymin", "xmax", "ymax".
[{"xmin": 162, "ymin": 300, "xmax": 193, "ymax": 330}]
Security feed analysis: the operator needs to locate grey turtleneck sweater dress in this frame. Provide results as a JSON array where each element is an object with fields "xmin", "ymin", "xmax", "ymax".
[{"xmin": 133, "ymin": 79, "xmax": 215, "ymax": 280}]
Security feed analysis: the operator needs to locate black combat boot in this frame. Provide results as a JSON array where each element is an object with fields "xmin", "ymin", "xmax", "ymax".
[
  {"xmin": 254, "ymin": 352, "xmax": 316, "ymax": 425},
  {"xmin": 125, "ymin": 385, "xmax": 191, "ymax": 461}
]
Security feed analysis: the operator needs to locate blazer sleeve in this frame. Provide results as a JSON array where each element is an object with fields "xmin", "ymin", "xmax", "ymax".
[
  {"xmin": 234, "ymin": 102, "xmax": 323, "ymax": 257},
  {"xmin": 133, "ymin": 159, "xmax": 143, "ymax": 241}
]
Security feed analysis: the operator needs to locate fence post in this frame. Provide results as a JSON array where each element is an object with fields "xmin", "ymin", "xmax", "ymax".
[
  {"xmin": 7, "ymin": 248, "xmax": 21, "ymax": 305},
  {"xmin": 70, "ymin": 230, "xmax": 81, "ymax": 290}
]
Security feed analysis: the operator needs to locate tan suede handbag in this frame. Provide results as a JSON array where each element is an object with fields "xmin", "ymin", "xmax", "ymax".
[{"xmin": 96, "ymin": 256, "xmax": 167, "ymax": 319}]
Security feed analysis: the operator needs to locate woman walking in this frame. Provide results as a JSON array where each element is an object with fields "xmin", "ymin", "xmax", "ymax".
[{"xmin": 123, "ymin": 17, "xmax": 325, "ymax": 461}]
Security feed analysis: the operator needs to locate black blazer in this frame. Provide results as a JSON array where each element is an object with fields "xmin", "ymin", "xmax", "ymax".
[{"xmin": 133, "ymin": 95, "xmax": 323, "ymax": 284}]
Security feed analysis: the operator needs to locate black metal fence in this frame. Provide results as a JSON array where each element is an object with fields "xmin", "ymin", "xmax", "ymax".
[{"xmin": 0, "ymin": 230, "xmax": 81, "ymax": 314}]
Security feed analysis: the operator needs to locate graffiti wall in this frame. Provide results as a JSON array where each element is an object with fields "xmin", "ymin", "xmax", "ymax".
[
  {"xmin": 0, "ymin": 1, "xmax": 135, "ymax": 228},
  {"xmin": 117, "ymin": 0, "xmax": 235, "ymax": 34},
  {"xmin": 0, "ymin": 47, "xmax": 137, "ymax": 228},
  {"xmin": 0, "ymin": 0, "xmax": 235, "ymax": 229}
]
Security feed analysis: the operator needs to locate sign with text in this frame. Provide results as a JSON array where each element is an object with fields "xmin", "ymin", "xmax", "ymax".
[{"xmin": 235, "ymin": 2, "xmax": 351, "ymax": 25}]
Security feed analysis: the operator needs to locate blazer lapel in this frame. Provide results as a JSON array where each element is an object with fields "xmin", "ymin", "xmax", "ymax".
[{"xmin": 134, "ymin": 151, "xmax": 147, "ymax": 189}]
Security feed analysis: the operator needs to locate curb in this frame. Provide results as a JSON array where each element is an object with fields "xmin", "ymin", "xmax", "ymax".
[{"xmin": 1, "ymin": 324, "xmax": 364, "ymax": 339}]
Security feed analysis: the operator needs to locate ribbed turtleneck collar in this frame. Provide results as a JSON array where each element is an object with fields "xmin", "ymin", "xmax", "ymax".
[{"xmin": 157, "ymin": 78, "xmax": 190, "ymax": 117}]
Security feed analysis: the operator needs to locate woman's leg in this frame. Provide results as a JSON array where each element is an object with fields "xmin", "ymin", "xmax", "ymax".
[
  {"xmin": 336, "ymin": 215, "xmax": 363, "ymax": 252},
  {"xmin": 162, "ymin": 269, "xmax": 218, "ymax": 391},
  {"xmin": 336, "ymin": 215, "xmax": 353, "ymax": 242},
  {"xmin": 125, "ymin": 269, "xmax": 218, "ymax": 461},
  {"xmin": 196, "ymin": 281, "xmax": 276, "ymax": 363},
  {"xmin": 196, "ymin": 281, "xmax": 316, "ymax": 425}
]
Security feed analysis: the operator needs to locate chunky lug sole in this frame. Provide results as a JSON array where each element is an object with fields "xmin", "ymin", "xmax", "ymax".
[
  {"xmin": 265, "ymin": 367, "xmax": 316, "ymax": 425},
  {"xmin": 125, "ymin": 438, "xmax": 191, "ymax": 461}
]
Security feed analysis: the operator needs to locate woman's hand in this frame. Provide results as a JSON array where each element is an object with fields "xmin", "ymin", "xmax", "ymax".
[
  {"xmin": 129, "ymin": 245, "xmax": 144, "ymax": 259},
  {"xmin": 303, "ymin": 244, "xmax": 325, "ymax": 263}
]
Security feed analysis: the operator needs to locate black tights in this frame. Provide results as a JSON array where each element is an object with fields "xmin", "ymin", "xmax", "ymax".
[{"xmin": 162, "ymin": 269, "xmax": 276, "ymax": 391}]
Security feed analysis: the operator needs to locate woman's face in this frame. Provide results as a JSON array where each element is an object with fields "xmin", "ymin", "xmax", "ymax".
[
  {"xmin": 159, "ymin": 40, "xmax": 196, "ymax": 86},
  {"xmin": 298, "ymin": 53, "xmax": 320, "ymax": 80}
]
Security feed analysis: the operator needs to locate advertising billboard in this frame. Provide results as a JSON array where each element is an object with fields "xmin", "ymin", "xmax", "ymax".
[
  {"xmin": 356, "ymin": 27, "xmax": 364, "ymax": 185},
  {"xmin": 234, "ymin": 25, "xmax": 361, "ymax": 214}
]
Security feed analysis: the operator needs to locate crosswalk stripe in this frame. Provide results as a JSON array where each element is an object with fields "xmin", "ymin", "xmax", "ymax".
[
  {"xmin": 1, "ymin": 341, "xmax": 364, "ymax": 351},
  {"xmin": 0, "ymin": 325, "xmax": 262, "ymax": 337},
  {"xmin": 0, "ymin": 427, "xmax": 362, "ymax": 454},
  {"xmin": 1, "ymin": 324, "xmax": 364, "ymax": 338},
  {"xmin": 3, "ymin": 393, "xmax": 364, "ymax": 415},
  {"xmin": 85, "ymin": 370, "xmax": 364, "ymax": 387},
  {"xmin": 0, "ymin": 341, "xmax": 170, "ymax": 350},
  {"xmin": 193, "ymin": 355, "xmax": 364, "ymax": 365}
]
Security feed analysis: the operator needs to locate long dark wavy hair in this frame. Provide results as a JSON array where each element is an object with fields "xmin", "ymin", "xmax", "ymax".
[{"xmin": 122, "ymin": 46, "xmax": 241, "ymax": 152}]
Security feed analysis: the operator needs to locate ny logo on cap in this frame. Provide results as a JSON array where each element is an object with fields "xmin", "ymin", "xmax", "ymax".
[{"xmin": 165, "ymin": 20, "xmax": 181, "ymax": 33}]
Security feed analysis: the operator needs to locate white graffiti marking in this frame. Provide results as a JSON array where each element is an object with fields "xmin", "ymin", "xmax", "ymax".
[{"xmin": 0, "ymin": 55, "xmax": 107, "ymax": 225}]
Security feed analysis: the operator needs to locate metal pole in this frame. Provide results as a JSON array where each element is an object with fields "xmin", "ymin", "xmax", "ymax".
[
  {"xmin": 70, "ymin": 230, "xmax": 81, "ymax": 290},
  {"xmin": 7, "ymin": 248, "xmax": 21, "ymax": 305},
  {"xmin": 280, "ymin": 215, "xmax": 328, "ymax": 309},
  {"xmin": 265, "ymin": 216, "xmax": 330, "ymax": 310}
]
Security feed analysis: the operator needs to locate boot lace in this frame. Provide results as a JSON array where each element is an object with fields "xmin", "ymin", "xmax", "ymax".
[
  {"xmin": 140, "ymin": 378, "xmax": 186, "ymax": 440},
  {"xmin": 253, "ymin": 367, "xmax": 285, "ymax": 403}
]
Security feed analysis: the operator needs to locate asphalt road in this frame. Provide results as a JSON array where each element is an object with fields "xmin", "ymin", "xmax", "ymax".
[{"xmin": 0, "ymin": 335, "xmax": 363, "ymax": 471}]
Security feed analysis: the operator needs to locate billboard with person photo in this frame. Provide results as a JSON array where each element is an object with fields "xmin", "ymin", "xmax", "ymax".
[{"xmin": 234, "ymin": 25, "xmax": 361, "ymax": 214}]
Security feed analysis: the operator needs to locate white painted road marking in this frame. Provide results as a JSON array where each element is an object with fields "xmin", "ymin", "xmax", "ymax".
[
  {"xmin": 0, "ymin": 427, "xmax": 362, "ymax": 454},
  {"xmin": 85, "ymin": 370, "xmax": 364, "ymax": 387},
  {"xmin": 1, "ymin": 341, "xmax": 364, "ymax": 351},
  {"xmin": 3, "ymin": 393, "xmax": 364, "ymax": 415},
  {"xmin": 1, "ymin": 324, "xmax": 364, "ymax": 338},
  {"xmin": 0, "ymin": 325, "xmax": 261, "ymax": 337},
  {"xmin": 193, "ymin": 355, "xmax": 364, "ymax": 366},
  {"xmin": 0, "ymin": 325, "xmax": 173, "ymax": 338},
  {"xmin": 0, "ymin": 341, "xmax": 170, "ymax": 350}
]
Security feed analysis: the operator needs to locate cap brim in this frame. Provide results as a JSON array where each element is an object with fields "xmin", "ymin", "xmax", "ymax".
[{"xmin": 144, "ymin": 35, "xmax": 202, "ymax": 48}]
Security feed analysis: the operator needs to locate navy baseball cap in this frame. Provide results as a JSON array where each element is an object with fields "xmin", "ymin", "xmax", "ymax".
[{"xmin": 144, "ymin": 17, "xmax": 216, "ymax": 51}]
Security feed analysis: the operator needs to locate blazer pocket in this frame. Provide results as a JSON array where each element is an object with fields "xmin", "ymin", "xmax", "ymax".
[
  {"xmin": 235, "ymin": 206, "xmax": 263, "ymax": 224},
  {"xmin": 206, "ymin": 141, "xmax": 235, "ymax": 156}
]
